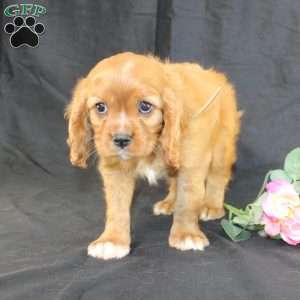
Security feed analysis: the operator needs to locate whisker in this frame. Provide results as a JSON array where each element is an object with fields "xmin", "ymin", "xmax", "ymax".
[
  {"xmin": 85, "ymin": 136, "xmax": 95, "ymax": 144},
  {"xmin": 87, "ymin": 148, "xmax": 97, "ymax": 157}
]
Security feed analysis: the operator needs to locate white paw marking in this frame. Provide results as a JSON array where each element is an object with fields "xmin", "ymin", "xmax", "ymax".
[
  {"xmin": 153, "ymin": 202, "xmax": 173, "ymax": 215},
  {"xmin": 200, "ymin": 208, "xmax": 210, "ymax": 221},
  {"xmin": 170, "ymin": 236, "xmax": 209, "ymax": 251},
  {"xmin": 199, "ymin": 207, "xmax": 225, "ymax": 221},
  {"xmin": 153, "ymin": 204, "xmax": 166, "ymax": 215},
  {"xmin": 87, "ymin": 242, "xmax": 130, "ymax": 260}
]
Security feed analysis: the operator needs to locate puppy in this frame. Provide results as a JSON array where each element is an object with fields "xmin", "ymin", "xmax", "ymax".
[{"xmin": 65, "ymin": 52, "xmax": 241, "ymax": 260}]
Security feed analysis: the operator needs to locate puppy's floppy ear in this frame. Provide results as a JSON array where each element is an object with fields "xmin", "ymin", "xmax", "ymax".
[
  {"xmin": 160, "ymin": 88, "xmax": 182, "ymax": 171},
  {"xmin": 65, "ymin": 78, "xmax": 92, "ymax": 168}
]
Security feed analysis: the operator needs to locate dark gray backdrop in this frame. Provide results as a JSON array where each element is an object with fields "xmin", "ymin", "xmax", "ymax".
[{"xmin": 1, "ymin": 1, "xmax": 300, "ymax": 299}]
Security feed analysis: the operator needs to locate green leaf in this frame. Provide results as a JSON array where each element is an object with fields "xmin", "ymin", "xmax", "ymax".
[
  {"xmin": 269, "ymin": 169, "xmax": 292, "ymax": 182},
  {"xmin": 235, "ymin": 230, "xmax": 251, "ymax": 241},
  {"xmin": 221, "ymin": 219, "xmax": 251, "ymax": 242},
  {"xmin": 284, "ymin": 148, "xmax": 300, "ymax": 181},
  {"xmin": 249, "ymin": 206, "xmax": 263, "ymax": 225},
  {"xmin": 248, "ymin": 224, "xmax": 264, "ymax": 231},
  {"xmin": 233, "ymin": 210, "xmax": 263, "ymax": 229},
  {"xmin": 232, "ymin": 215, "xmax": 251, "ymax": 227},
  {"xmin": 224, "ymin": 203, "xmax": 247, "ymax": 216},
  {"xmin": 293, "ymin": 181, "xmax": 300, "ymax": 193},
  {"xmin": 249, "ymin": 193, "xmax": 265, "ymax": 224},
  {"xmin": 221, "ymin": 219, "xmax": 242, "ymax": 237},
  {"xmin": 240, "ymin": 193, "xmax": 265, "ymax": 227}
]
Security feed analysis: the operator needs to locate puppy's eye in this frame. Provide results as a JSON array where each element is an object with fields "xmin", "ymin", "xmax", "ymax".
[
  {"xmin": 138, "ymin": 101, "xmax": 153, "ymax": 114},
  {"xmin": 95, "ymin": 102, "xmax": 107, "ymax": 114}
]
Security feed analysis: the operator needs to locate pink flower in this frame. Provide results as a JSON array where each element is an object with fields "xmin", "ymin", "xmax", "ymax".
[
  {"xmin": 261, "ymin": 179, "xmax": 300, "ymax": 245},
  {"xmin": 266, "ymin": 180, "xmax": 296, "ymax": 194},
  {"xmin": 261, "ymin": 214, "xmax": 280, "ymax": 236},
  {"xmin": 281, "ymin": 216, "xmax": 300, "ymax": 245}
]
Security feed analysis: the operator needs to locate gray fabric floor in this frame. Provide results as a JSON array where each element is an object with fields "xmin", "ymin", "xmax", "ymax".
[{"xmin": 1, "ymin": 0, "xmax": 300, "ymax": 299}]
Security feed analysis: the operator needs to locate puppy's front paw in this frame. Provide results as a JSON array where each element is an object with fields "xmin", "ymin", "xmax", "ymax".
[
  {"xmin": 199, "ymin": 206, "xmax": 225, "ymax": 221},
  {"xmin": 153, "ymin": 198, "xmax": 174, "ymax": 215},
  {"xmin": 88, "ymin": 239, "xmax": 130, "ymax": 260},
  {"xmin": 169, "ymin": 230, "xmax": 209, "ymax": 251}
]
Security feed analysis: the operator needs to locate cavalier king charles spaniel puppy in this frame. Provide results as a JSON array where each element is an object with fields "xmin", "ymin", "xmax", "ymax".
[{"xmin": 65, "ymin": 52, "xmax": 241, "ymax": 260}]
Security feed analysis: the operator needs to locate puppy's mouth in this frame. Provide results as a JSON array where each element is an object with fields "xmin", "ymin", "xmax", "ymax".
[{"xmin": 116, "ymin": 149, "xmax": 131, "ymax": 160}]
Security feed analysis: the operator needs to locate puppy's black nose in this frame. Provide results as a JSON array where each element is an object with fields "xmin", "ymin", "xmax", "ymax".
[{"xmin": 113, "ymin": 134, "xmax": 132, "ymax": 149}]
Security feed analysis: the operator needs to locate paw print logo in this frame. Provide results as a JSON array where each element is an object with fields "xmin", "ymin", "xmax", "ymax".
[{"xmin": 4, "ymin": 16, "xmax": 45, "ymax": 48}]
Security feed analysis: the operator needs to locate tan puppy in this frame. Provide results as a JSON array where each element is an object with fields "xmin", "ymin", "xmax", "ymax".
[{"xmin": 66, "ymin": 52, "xmax": 241, "ymax": 260}]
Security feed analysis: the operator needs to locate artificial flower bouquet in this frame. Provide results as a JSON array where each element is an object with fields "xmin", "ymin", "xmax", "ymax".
[{"xmin": 221, "ymin": 147, "xmax": 300, "ymax": 245}]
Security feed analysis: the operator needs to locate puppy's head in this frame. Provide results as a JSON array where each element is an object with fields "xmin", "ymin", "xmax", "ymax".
[{"xmin": 65, "ymin": 52, "xmax": 181, "ymax": 169}]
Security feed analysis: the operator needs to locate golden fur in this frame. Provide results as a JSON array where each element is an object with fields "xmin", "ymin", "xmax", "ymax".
[{"xmin": 65, "ymin": 52, "xmax": 241, "ymax": 259}]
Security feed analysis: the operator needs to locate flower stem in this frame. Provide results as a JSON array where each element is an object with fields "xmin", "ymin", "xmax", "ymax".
[
  {"xmin": 256, "ymin": 170, "xmax": 272, "ymax": 199},
  {"xmin": 224, "ymin": 203, "xmax": 247, "ymax": 218}
]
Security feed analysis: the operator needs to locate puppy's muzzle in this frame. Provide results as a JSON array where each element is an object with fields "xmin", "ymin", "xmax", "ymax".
[{"xmin": 113, "ymin": 134, "xmax": 132, "ymax": 149}]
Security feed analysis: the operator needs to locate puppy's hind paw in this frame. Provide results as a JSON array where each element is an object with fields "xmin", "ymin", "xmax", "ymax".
[
  {"xmin": 199, "ymin": 207, "xmax": 225, "ymax": 221},
  {"xmin": 153, "ymin": 199, "xmax": 174, "ymax": 216},
  {"xmin": 88, "ymin": 240, "xmax": 130, "ymax": 260}
]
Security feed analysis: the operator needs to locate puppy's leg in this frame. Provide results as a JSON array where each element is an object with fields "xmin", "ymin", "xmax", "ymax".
[
  {"xmin": 200, "ymin": 131, "xmax": 237, "ymax": 221},
  {"xmin": 153, "ymin": 177, "xmax": 176, "ymax": 215},
  {"xmin": 169, "ymin": 153, "xmax": 211, "ymax": 251},
  {"xmin": 88, "ymin": 166, "xmax": 135, "ymax": 260}
]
